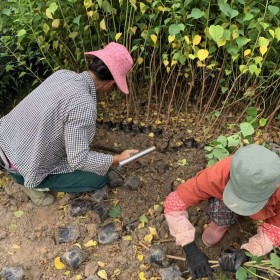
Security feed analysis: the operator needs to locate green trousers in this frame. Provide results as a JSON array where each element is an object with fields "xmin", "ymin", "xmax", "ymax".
[{"xmin": 10, "ymin": 170, "xmax": 108, "ymax": 193}]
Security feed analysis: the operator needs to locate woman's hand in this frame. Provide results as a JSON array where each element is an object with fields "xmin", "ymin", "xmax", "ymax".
[{"xmin": 112, "ymin": 149, "xmax": 139, "ymax": 166}]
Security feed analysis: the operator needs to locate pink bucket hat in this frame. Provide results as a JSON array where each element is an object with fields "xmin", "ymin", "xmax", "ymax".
[{"xmin": 85, "ymin": 43, "xmax": 133, "ymax": 94}]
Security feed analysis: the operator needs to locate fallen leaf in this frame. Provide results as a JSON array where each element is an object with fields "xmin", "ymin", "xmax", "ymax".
[
  {"xmin": 84, "ymin": 240, "xmax": 97, "ymax": 247},
  {"xmin": 139, "ymin": 214, "xmax": 148, "ymax": 224},
  {"xmin": 97, "ymin": 261, "xmax": 106, "ymax": 267},
  {"xmin": 148, "ymin": 132, "xmax": 155, "ymax": 138},
  {"xmin": 76, "ymin": 275, "xmax": 83, "ymax": 280},
  {"xmin": 14, "ymin": 210, "xmax": 24, "ymax": 218},
  {"xmin": 137, "ymin": 254, "xmax": 144, "ymax": 261},
  {"xmin": 113, "ymin": 268, "xmax": 121, "ymax": 276},
  {"xmin": 73, "ymin": 243, "xmax": 82, "ymax": 249},
  {"xmin": 122, "ymin": 235, "xmax": 133, "ymax": 241},
  {"xmin": 64, "ymin": 271, "xmax": 71, "ymax": 276},
  {"xmin": 97, "ymin": 270, "xmax": 108, "ymax": 280},
  {"xmin": 11, "ymin": 244, "xmax": 20, "ymax": 249},
  {"xmin": 144, "ymin": 233, "xmax": 153, "ymax": 243},
  {"xmin": 139, "ymin": 271, "xmax": 146, "ymax": 280},
  {"xmin": 54, "ymin": 257, "xmax": 65, "ymax": 270},
  {"xmin": 149, "ymin": 227, "xmax": 158, "ymax": 237}
]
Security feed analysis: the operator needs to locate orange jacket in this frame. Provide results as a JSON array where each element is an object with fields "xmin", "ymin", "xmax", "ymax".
[{"xmin": 176, "ymin": 156, "xmax": 280, "ymax": 228}]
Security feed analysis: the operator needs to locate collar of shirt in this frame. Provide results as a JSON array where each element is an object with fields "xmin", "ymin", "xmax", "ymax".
[{"xmin": 80, "ymin": 71, "xmax": 97, "ymax": 102}]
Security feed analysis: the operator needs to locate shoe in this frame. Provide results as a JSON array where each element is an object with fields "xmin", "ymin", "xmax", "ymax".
[
  {"xmin": 20, "ymin": 187, "xmax": 55, "ymax": 206},
  {"xmin": 202, "ymin": 221, "xmax": 229, "ymax": 247}
]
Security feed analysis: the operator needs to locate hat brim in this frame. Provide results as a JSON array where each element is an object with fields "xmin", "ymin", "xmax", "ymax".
[
  {"xmin": 85, "ymin": 52, "xmax": 129, "ymax": 94},
  {"xmin": 223, "ymin": 180, "xmax": 268, "ymax": 216}
]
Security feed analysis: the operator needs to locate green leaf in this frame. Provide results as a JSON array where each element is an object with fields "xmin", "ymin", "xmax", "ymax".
[
  {"xmin": 108, "ymin": 205, "xmax": 121, "ymax": 218},
  {"xmin": 187, "ymin": 8, "xmax": 205, "ymax": 19},
  {"xmin": 207, "ymin": 158, "xmax": 218, "ymax": 166},
  {"xmin": 73, "ymin": 15, "xmax": 81, "ymax": 25},
  {"xmin": 217, "ymin": 135, "xmax": 227, "ymax": 147},
  {"xmin": 68, "ymin": 32, "xmax": 79, "ymax": 39},
  {"xmin": 236, "ymin": 267, "xmax": 247, "ymax": 280},
  {"xmin": 213, "ymin": 146, "xmax": 229, "ymax": 160},
  {"xmin": 14, "ymin": 210, "xmax": 24, "ymax": 218},
  {"xmin": 17, "ymin": 29, "xmax": 26, "ymax": 37},
  {"xmin": 243, "ymin": 13, "xmax": 253, "ymax": 22},
  {"xmin": 227, "ymin": 134, "xmax": 241, "ymax": 147},
  {"xmin": 240, "ymin": 122, "xmax": 254, "ymax": 137},
  {"xmin": 204, "ymin": 146, "xmax": 213, "ymax": 152},
  {"xmin": 139, "ymin": 214, "xmax": 148, "ymax": 224},
  {"xmin": 2, "ymin": 8, "xmax": 11, "ymax": 16},
  {"xmin": 236, "ymin": 37, "xmax": 249, "ymax": 48},
  {"xmin": 219, "ymin": 2, "xmax": 239, "ymax": 19},
  {"xmin": 249, "ymin": 64, "xmax": 259, "ymax": 76},
  {"xmin": 168, "ymin": 24, "xmax": 185, "ymax": 35},
  {"xmin": 268, "ymin": 5, "xmax": 279, "ymax": 16},
  {"xmin": 209, "ymin": 25, "xmax": 224, "ymax": 43},
  {"xmin": 43, "ymin": 23, "xmax": 50, "ymax": 34},
  {"xmin": 259, "ymin": 118, "xmax": 267, "ymax": 127},
  {"xmin": 246, "ymin": 107, "xmax": 257, "ymax": 117},
  {"xmin": 49, "ymin": 2, "xmax": 58, "ymax": 14},
  {"xmin": 274, "ymin": 27, "xmax": 280, "ymax": 41},
  {"xmin": 270, "ymin": 253, "xmax": 280, "ymax": 269}
]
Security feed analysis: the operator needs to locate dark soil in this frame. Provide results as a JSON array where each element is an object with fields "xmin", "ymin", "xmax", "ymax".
[{"xmin": 0, "ymin": 124, "xmax": 278, "ymax": 280}]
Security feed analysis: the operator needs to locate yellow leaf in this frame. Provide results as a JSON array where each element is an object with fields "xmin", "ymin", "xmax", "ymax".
[
  {"xmin": 73, "ymin": 243, "xmax": 82, "ymax": 249},
  {"xmin": 197, "ymin": 60, "xmax": 205, "ymax": 67},
  {"xmin": 157, "ymin": 5, "xmax": 164, "ymax": 12},
  {"xmin": 144, "ymin": 233, "xmax": 153, "ymax": 243},
  {"xmin": 87, "ymin": 11, "xmax": 93, "ymax": 17},
  {"xmin": 130, "ymin": 0, "xmax": 136, "ymax": 5},
  {"xmin": 137, "ymin": 57, "xmax": 144, "ymax": 65},
  {"xmin": 137, "ymin": 254, "xmax": 144, "ymax": 261},
  {"xmin": 115, "ymin": 32, "xmax": 122, "ymax": 41},
  {"xmin": 11, "ymin": 244, "xmax": 20, "ymax": 249},
  {"xmin": 97, "ymin": 270, "xmax": 108, "ymax": 280},
  {"xmin": 269, "ymin": 29, "xmax": 274, "ymax": 38},
  {"xmin": 155, "ymin": 119, "xmax": 162, "ymax": 125},
  {"xmin": 150, "ymin": 34, "xmax": 157, "ymax": 44},
  {"xmin": 46, "ymin": 8, "xmax": 53, "ymax": 19},
  {"xmin": 130, "ymin": 26, "xmax": 137, "ymax": 34},
  {"xmin": 84, "ymin": 240, "xmax": 97, "ymax": 247},
  {"xmin": 244, "ymin": 49, "xmax": 251, "ymax": 57},
  {"xmin": 54, "ymin": 257, "xmax": 65, "ymax": 270},
  {"xmin": 140, "ymin": 2, "xmax": 145, "ymax": 14},
  {"xmin": 171, "ymin": 60, "xmax": 177, "ymax": 66},
  {"xmin": 113, "ymin": 268, "xmax": 121, "ymax": 275},
  {"xmin": 163, "ymin": 60, "xmax": 169, "ymax": 67},
  {"xmin": 52, "ymin": 19, "xmax": 60, "ymax": 28},
  {"xmin": 122, "ymin": 235, "xmax": 133, "ymax": 241},
  {"xmin": 76, "ymin": 275, "xmax": 83, "ymax": 280},
  {"xmin": 84, "ymin": 0, "xmax": 93, "ymax": 9},
  {"xmin": 184, "ymin": 36, "xmax": 190, "ymax": 44},
  {"xmin": 217, "ymin": 39, "xmax": 226, "ymax": 47},
  {"xmin": 168, "ymin": 35, "xmax": 175, "ymax": 43},
  {"xmin": 148, "ymin": 132, "xmax": 155, "ymax": 138},
  {"xmin": 64, "ymin": 271, "xmax": 71, "ymax": 276},
  {"xmin": 166, "ymin": 66, "xmax": 171, "ymax": 73},
  {"xmin": 259, "ymin": 46, "xmax": 267, "ymax": 56},
  {"xmin": 239, "ymin": 65, "xmax": 248, "ymax": 73},
  {"xmin": 192, "ymin": 35, "xmax": 201, "ymax": 46},
  {"xmin": 197, "ymin": 49, "xmax": 209, "ymax": 61},
  {"xmin": 149, "ymin": 227, "xmax": 158, "ymax": 237},
  {"xmin": 139, "ymin": 271, "xmax": 146, "ymax": 280},
  {"xmin": 97, "ymin": 261, "xmax": 106, "ymax": 267},
  {"xmin": 100, "ymin": 19, "xmax": 107, "ymax": 31}
]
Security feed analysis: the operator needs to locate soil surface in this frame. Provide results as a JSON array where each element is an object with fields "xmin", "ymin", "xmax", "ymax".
[{"xmin": 0, "ymin": 124, "xmax": 278, "ymax": 280}]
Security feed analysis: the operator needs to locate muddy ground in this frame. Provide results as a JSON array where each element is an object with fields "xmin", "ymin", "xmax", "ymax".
[{"xmin": 0, "ymin": 124, "xmax": 278, "ymax": 280}]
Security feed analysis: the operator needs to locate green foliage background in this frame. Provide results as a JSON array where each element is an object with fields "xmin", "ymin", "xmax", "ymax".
[{"xmin": 1, "ymin": 0, "xmax": 280, "ymax": 122}]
